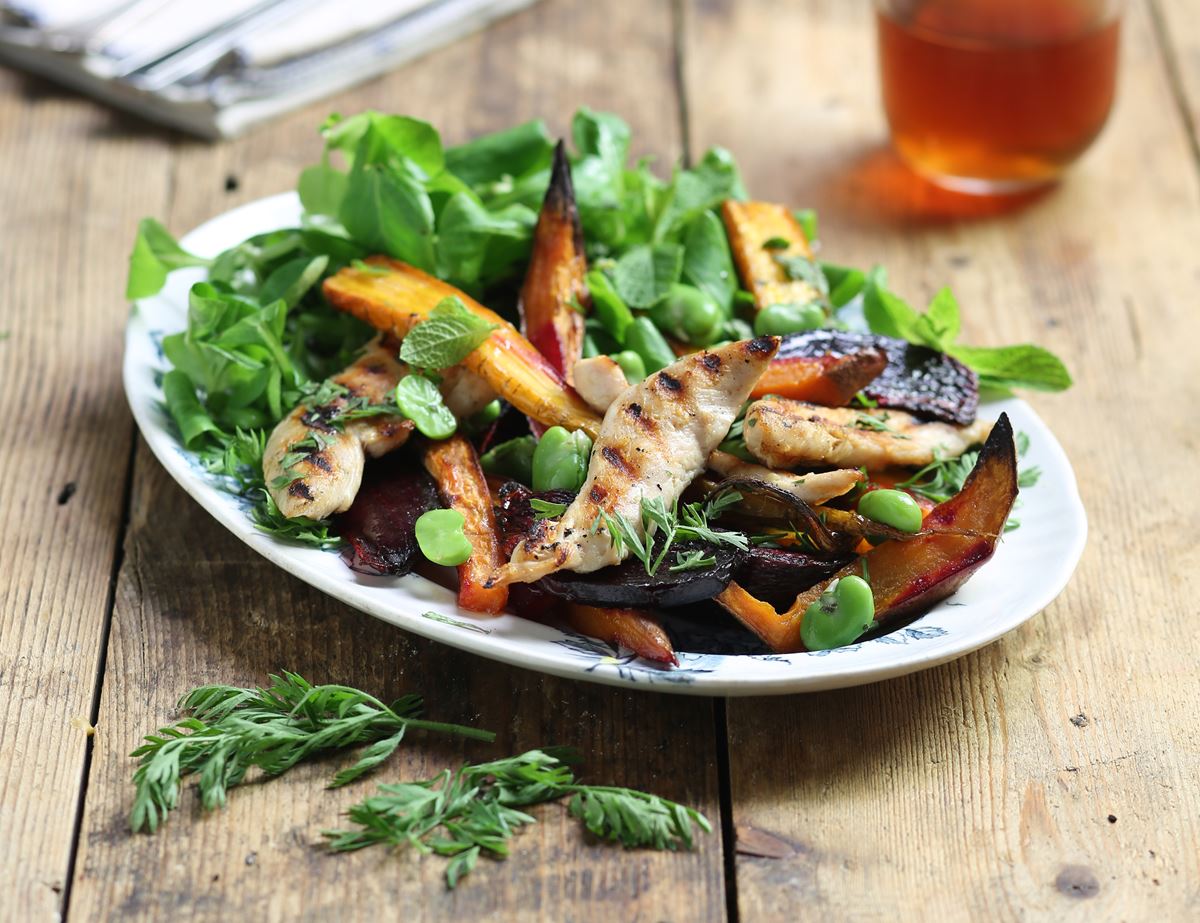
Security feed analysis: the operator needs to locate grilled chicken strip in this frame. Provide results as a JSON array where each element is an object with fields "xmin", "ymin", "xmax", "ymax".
[
  {"xmin": 743, "ymin": 398, "xmax": 992, "ymax": 471},
  {"xmin": 705, "ymin": 449, "xmax": 863, "ymax": 505},
  {"xmin": 572, "ymin": 356, "xmax": 630, "ymax": 414},
  {"xmin": 264, "ymin": 339, "xmax": 495, "ymax": 521},
  {"xmin": 492, "ymin": 337, "xmax": 780, "ymax": 585},
  {"xmin": 264, "ymin": 339, "xmax": 411, "ymax": 520}
]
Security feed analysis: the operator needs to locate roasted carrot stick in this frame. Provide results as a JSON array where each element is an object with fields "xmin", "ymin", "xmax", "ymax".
[
  {"xmin": 749, "ymin": 348, "xmax": 888, "ymax": 403},
  {"xmin": 423, "ymin": 435, "xmax": 508, "ymax": 614},
  {"xmin": 564, "ymin": 603, "xmax": 678, "ymax": 666},
  {"xmin": 722, "ymin": 200, "xmax": 821, "ymax": 312},
  {"xmin": 323, "ymin": 259, "xmax": 602, "ymax": 438},
  {"xmin": 519, "ymin": 141, "xmax": 586, "ymax": 383}
]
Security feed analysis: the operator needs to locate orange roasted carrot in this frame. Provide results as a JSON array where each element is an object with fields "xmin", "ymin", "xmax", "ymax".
[
  {"xmin": 565, "ymin": 604, "xmax": 678, "ymax": 665},
  {"xmin": 519, "ymin": 141, "xmax": 586, "ymax": 383},
  {"xmin": 323, "ymin": 259, "xmax": 602, "ymax": 438},
  {"xmin": 750, "ymin": 349, "xmax": 888, "ymax": 403},
  {"xmin": 423, "ymin": 435, "xmax": 508, "ymax": 614},
  {"xmin": 722, "ymin": 200, "xmax": 821, "ymax": 312}
]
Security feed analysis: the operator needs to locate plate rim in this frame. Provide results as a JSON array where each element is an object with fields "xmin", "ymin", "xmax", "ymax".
[{"xmin": 122, "ymin": 192, "xmax": 1089, "ymax": 696}]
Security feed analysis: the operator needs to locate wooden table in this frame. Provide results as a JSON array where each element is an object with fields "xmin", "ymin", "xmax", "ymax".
[{"xmin": 3, "ymin": 1, "xmax": 1198, "ymax": 919}]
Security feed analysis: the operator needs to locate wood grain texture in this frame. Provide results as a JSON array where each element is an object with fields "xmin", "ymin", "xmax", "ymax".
[
  {"xmin": 68, "ymin": 450, "xmax": 723, "ymax": 921},
  {"xmin": 1153, "ymin": 0, "xmax": 1200, "ymax": 165},
  {"xmin": 0, "ymin": 71, "xmax": 172, "ymax": 918},
  {"xmin": 64, "ymin": 2, "xmax": 725, "ymax": 921},
  {"xmin": 683, "ymin": 0, "xmax": 1200, "ymax": 919}
]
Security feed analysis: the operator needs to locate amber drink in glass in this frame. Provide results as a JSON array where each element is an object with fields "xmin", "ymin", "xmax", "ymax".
[{"xmin": 876, "ymin": 0, "xmax": 1121, "ymax": 193}]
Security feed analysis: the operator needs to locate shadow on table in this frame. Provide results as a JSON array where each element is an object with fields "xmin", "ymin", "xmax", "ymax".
[{"xmin": 820, "ymin": 144, "xmax": 1055, "ymax": 227}]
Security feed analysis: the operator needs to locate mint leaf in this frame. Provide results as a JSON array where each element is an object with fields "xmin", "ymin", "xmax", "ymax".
[
  {"xmin": 399, "ymin": 297, "xmax": 497, "ymax": 369},
  {"xmin": 949, "ymin": 344, "xmax": 1073, "ymax": 392},
  {"xmin": 126, "ymin": 218, "xmax": 210, "ymax": 299},
  {"xmin": 821, "ymin": 263, "xmax": 869, "ymax": 308},
  {"xmin": 920, "ymin": 287, "xmax": 960, "ymax": 350},
  {"xmin": 774, "ymin": 253, "xmax": 830, "ymax": 299},
  {"xmin": 612, "ymin": 243, "xmax": 684, "ymax": 308},
  {"xmin": 863, "ymin": 279, "xmax": 928, "ymax": 344}
]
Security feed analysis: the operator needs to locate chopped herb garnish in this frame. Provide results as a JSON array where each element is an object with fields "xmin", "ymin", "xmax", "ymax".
[
  {"xmin": 670, "ymin": 550, "xmax": 718, "ymax": 572},
  {"xmin": 762, "ymin": 236, "xmax": 790, "ymax": 250},
  {"xmin": 530, "ymin": 498, "xmax": 569, "ymax": 519},
  {"xmin": 594, "ymin": 491, "xmax": 747, "ymax": 576}
]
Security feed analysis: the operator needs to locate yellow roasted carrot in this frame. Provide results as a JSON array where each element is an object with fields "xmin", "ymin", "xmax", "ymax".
[
  {"xmin": 423, "ymin": 435, "xmax": 508, "ymax": 614},
  {"xmin": 323, "ymin": 259, "xmax": 602, "ymax": 438},
  {"xmin": 721, "ymin": 200, "xmax": 821, "ymax": 312}
]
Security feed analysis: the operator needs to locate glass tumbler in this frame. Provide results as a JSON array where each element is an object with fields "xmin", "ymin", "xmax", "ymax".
[{"xmin": 876, "ymin": 0, "xmax": 1122, "ymax": 194}]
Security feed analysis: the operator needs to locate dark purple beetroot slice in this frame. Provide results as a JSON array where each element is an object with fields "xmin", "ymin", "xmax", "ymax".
[
  {"xmin": 777, "ymin": 330, "xmax": 978, "ymax": 425},
  {"xmin": 493, "ymin": 482, "xmax": 577, "ymax": 557},
  {"xmin": 335, "ymin": 457, "xmax": 439, "ymax": 576},
  {"xmin": 735, "ymin": 546, "xmax": 851, "ymax": 610},
  {"xmin": 538, "ymin": 542, "xmax": 742, "ymax": 609}
]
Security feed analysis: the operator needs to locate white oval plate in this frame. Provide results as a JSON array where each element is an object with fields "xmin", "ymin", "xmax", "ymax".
[{"xmin": 124, "ymin": 193, "xmax": 1087, "ymax": 695}]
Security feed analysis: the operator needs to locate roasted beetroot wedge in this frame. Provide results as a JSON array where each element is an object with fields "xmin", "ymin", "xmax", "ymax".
[
  {"xmin": 564, "ymin": 604, "xmax": 678, "ymax": 665},
  {"xmin": 335, "ymin": 457, "xmax": 439, "ymax": 576},
  {"xmin": 775, "ymin": 330, "xmax": 979, "ymax": 425},
  {"xmin": 734, "ymin": 546, "xmax": 852, "ymax": 610},
  {"xmin": 717, "ymin": 413, "xmax": 1018, "ymax": 652},
  {"xmin": 540, "ymin": 542, "xmax": 742, "ymax": 609},
  {"xmin": 519, "ymin": 141, "xmax": 587, "ymax": 383}
]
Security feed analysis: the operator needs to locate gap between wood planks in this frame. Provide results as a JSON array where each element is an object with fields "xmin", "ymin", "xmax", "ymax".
[
  {"xmin": 54, "ymin": 3, "xmax": 745, "ymax": 920},
  {"xmin": 1148, "ymin": 0, "xmax": 1200, "ymax": 179},
  {"xmin": 59, "ymin": 429, "xmax": 140, "ymax": 920}
]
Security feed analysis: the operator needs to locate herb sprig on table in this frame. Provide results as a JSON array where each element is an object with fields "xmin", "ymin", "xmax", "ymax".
[
  {"xmin": 325, "ymin": 748, "xmax": 710, "ymax": 887},
  {"xmin": 129, "ymin": 671, "xmax": 494, "ymax": 833},
  {"xmin": 130, "ymin": 672, "xmax": 710, "ymax": 888}
]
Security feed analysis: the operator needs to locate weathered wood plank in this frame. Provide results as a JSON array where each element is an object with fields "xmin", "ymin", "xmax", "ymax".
[
  {"xmin": 684, "ymin": 0, "xmax": 1200, "ymax": 919},
  {"xmin": 0, "ymin": 73, "xmax": 172, "ymax": 918},
  {"xmin": 69, "ymin": 449, "xmax": 723, "ymax": 921},
  {"xmin": 67, "ymin": 2, "xmax": 726, "ymax": 920},
  {"xmin": 1152, "ymin": 0, "xmax": 1200, "ymax": 167}
]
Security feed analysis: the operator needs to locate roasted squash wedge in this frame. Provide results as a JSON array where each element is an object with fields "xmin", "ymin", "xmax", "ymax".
[{"xmin": 722, "ymin": 200, "xmax": 821, "ymax": 312}]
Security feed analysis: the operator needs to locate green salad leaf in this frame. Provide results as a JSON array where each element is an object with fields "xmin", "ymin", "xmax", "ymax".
[{"xmin": 127, "ymin": 219, "xmax": 211, "ymax": 299}]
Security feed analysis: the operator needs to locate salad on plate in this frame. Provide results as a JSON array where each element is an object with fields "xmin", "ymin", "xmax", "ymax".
[{"xmin": 128, "ymin": 108, "xmax": 1070, "ymax": 668}]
